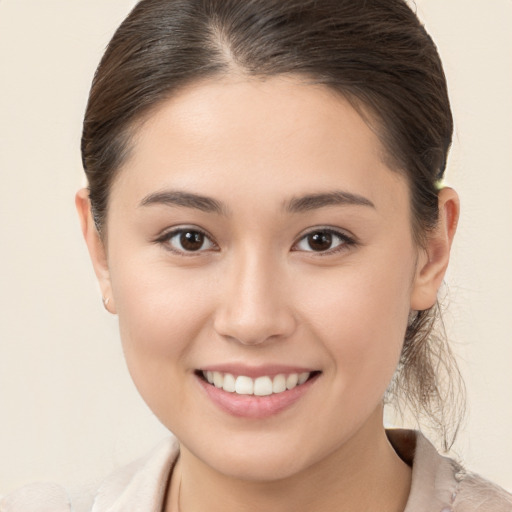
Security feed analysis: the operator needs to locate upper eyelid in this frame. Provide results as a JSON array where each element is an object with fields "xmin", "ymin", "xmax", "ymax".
[
  {"xmin": 154, "ymin": 225, "xmax": 356, "ymax": 249},
  {"xmin": 291, "ymin": 227, "xmax": 357, "ymax": 255},
  {"xmin": 154, "ymin": 226, "xmax": 219, "ymax": 252},
  {"xmin": 155, "ymin": 225, "xmax": 214, "ymax": 241},
  {"xmin": 295, "ymin": 226, "xmax": 356, "ymax": 242}
]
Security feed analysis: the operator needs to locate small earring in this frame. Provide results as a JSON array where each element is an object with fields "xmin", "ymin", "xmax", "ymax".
[{"xmin": 102, "ymin": 297, "xmax": 110, "ymax": 310}]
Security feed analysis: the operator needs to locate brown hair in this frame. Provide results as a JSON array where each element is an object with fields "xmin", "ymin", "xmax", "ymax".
[{"xmin": 81, "ymin": 0, "xmax": 464, "ymax": 448}]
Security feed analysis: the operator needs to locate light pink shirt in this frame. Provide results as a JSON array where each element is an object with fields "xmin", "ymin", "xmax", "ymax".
[{"xmin": 1, "ymin": 431, "xmax": 511, "ymax": 511}]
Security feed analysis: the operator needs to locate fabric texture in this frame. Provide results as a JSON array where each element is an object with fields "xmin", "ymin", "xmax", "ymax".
[{"xmin": 1, "ymin": 431, "xmax": 511, "ymax": 512}]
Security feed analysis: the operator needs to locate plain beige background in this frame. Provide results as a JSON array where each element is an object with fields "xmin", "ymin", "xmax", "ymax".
[{"xmin": 1, "ymin": 0, "xmax": 511, "ymax": 495}]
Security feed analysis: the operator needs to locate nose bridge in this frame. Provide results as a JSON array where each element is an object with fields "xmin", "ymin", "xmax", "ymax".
[{"xmin": 214, "ymin": 246, "xmax": 295, "ymax": 345}]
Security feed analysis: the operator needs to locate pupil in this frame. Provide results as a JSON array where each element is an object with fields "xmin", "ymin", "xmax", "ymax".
[
  {"xmin": 181, "ymin": 231, "xmax": 204, "ymax": 251},
  {"xmin": 308, "ymin": 232, "xmax": 332, "ymax": 251}
]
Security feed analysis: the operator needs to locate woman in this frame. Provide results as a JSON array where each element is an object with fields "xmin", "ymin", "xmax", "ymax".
[{"xmin": 1, "ymin": 0, "xmax": 511, "ymax": 511}]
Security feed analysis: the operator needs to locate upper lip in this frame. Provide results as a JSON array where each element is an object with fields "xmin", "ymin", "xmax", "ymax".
[{"xmin": 197, "ymin": 364, "xmax": 318, "ymax": 379}]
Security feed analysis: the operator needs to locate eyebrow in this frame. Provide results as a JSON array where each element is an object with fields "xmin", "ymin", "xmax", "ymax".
[
  {"xmin": 284, "ymin": 191, "xmax": 375, "ymax": 213},
  {"xmin": 139, "ymin": 189, "xmax": 375, "ymax": 215},
  {"xmin": 140, "ymin": 190, "xmax": 227, "ymax": 215}
]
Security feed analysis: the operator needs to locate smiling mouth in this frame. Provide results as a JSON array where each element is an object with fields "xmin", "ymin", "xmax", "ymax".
[{"xmin": 196, "ymin": 370, "xmax": 321, "ymax": 396}]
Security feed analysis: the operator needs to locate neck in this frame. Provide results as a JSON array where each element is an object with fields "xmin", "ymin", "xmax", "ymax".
[{"xmin": 166, "ymin": 410, "xmax": 411, "ymax": 512}]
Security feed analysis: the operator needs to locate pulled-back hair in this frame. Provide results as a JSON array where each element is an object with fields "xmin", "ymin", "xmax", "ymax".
[{"xmin": 82, "ymin": 0, "xmax": 465, "ymax": 449}]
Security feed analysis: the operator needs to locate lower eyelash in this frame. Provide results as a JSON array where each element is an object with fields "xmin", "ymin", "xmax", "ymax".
[
  {"xmin": 153, "ymin": 227, "xmax": 356, "ymax": 256},
  {"xmin": 154, "ymin": 227, "xmax": 216, "ymax": 254},
  {"xmin": 296, "ymin": 229, "xmax": 357, "ymax": 256}
]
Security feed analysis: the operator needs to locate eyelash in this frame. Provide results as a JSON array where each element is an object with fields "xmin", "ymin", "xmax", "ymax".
[
  {"xmin": 154, "ymin": 226, "xmax": 218, "ymax": 256},
  {"xmin": 154, "ymin": 226, "xmax": 356, "ymax": 256},
  {"xmin": 292, "ymin": 228, "xmax": 356, "ymax": 256}
]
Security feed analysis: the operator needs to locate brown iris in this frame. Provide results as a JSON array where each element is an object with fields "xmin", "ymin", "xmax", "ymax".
[
  {"xmin": 180, "ymin": 231, "xmax": 205, "ymax": 251},
  {"xmin": 307, "ymin": 231, "xmax": 333, "ymax": 251}
]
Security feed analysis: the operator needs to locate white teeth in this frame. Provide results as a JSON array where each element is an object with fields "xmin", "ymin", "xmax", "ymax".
[
  {"xmin": 202, "ymin": 371, "xmax": 313, "ymax": 396},
  {"xmin": 235, "ymin": 376, "xmax": 254, "ymax": 395},
  {"xmin": 213, "ymin": 371, "xmax": 224, "ymax": 388},
  {"xmin": 286, "ymin": 373, "xmax": 299, "ymax": 389},
  {"xmin": 272, "ymin": 374, "xmax": 287, "ymax": 393},
  {"xmin": 298, "ymin": 372, "xmax": 309, "ymax": 385},
  {"xmin": 254, "ymin": 376, "xmax": 273, "ymax": 396},
  {"xmin": 222, "ymin": 373, "xmax": 236, "ymax": 393}
]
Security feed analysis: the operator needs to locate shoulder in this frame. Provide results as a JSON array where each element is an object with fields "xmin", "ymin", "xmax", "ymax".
[
  {"xmin": 454, "ymin": 470, "xmax": 512, "ymax": 512},
  {"xmin": 0, "ymin": 482, "xmax": 98, "ymax": 512},
  {"xmin": 0, "ymin": 483, "xmax": 72, "ymax": 512},
  {"xmin": 387, "ymin": 429, "xmax": 512, "ymax": 512},
  {"xmin": 0, "ymin": 437, "xmax": 180, "ymax": 512},
  {"xmin": 92, "ymin": 436, "xmax": 179, "ymax": 510}
]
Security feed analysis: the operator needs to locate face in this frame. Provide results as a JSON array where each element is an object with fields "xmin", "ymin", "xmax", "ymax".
[{"xmin": 83, "ymin": 76, "xmax": 439, "ymax": 481}]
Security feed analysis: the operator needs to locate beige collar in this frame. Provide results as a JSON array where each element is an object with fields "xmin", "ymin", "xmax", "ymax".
[{"xmin": 91, "ymin": 431, "xmax": 459, "ymax": 512}]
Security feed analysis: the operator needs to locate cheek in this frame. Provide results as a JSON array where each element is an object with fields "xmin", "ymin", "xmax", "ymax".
[
  {"xmin": 112, "ymin": 252, "xmax": 213, "ymax": 343},
  {"xmin": 109, "ymin": 257, "xmax": 217, "ymax": 408},
  {"xmin": 296, "ymin": 258, "xmax": 412, "ymax": 393}
]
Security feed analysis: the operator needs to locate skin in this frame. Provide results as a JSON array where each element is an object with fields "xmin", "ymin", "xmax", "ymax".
[{"xmin": 77, "ymin": 76, "xmax": 459, "ymax": 512}]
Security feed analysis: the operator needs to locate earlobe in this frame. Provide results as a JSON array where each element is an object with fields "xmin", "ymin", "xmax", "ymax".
[
  {"xmin": 75, "ymin": 189, "xmax": 117, "ymax": 314},
  {"xmin": 410, "ymin": 187, "xmax": 459, "ymax": 311}
]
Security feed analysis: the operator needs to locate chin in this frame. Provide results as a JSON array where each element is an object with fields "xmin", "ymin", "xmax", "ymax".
[
  {"xmin": 207, "ymin": 451, "xmax": 310, "ymax": 482},
  {"xmin": 182, "ymin": 430, "xmax": 336, "ymax": 483}
]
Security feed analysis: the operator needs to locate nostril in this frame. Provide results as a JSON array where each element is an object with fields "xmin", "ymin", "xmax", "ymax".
[{"xmin": 213, "ymin": 310, "xmax": 297, "ymax": 346}]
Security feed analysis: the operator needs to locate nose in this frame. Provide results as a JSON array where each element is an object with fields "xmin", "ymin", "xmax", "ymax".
[{"xmin": 213, "ymin": 251, "xmax": 297, "ymax": 346}]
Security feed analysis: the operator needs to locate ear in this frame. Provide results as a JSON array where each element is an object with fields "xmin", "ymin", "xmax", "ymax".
[
  {"xmin": 410, "ymin": 187, "xmax": 460, "ymax": 311},
  {"xmin": 75, "ymin": 189, "xmax": 116, "ymax": 314}
]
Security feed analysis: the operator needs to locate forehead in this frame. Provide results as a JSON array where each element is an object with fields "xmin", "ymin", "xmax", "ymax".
[{"xmin": 113, "ymin": 76, "xmax": 407, "ymax": 214}]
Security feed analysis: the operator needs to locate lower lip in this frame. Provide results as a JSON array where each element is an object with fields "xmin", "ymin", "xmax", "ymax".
[{"xmin": 196, "ymin": 373, "xmax": 320, "ymax": 419}]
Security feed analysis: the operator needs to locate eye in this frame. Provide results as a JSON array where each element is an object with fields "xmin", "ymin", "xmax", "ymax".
[
  {"xmin": 157, "ymin": 227, "xmax": 217, "ymax": 254},
  {"xmin": 293, "ymin": 229, "xmax": 354, "ymax": 254}
]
